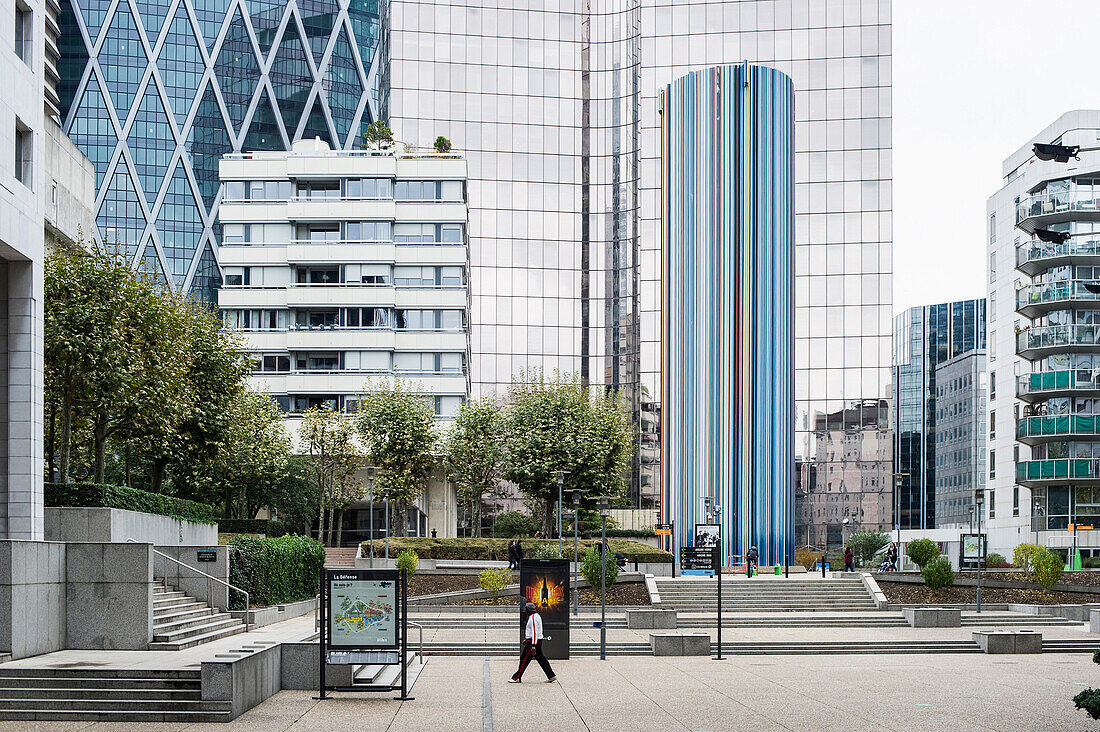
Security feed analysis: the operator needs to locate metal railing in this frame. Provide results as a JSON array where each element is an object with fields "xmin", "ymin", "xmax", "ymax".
[
  {"xmin": 407, "ymin": 621, "xmax": 423, "ymax": 663},
  {"xmin": 128, "ymin": 539, "xmax": 251, "ymax": 631}
]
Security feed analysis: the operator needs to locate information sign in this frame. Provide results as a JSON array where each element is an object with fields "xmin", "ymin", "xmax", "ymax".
[
  {"xmin": 196, "ymin": 549, "xmax": 217, "ymax": 562},
  {"xmin": 960, "ymin": 533, "xmax": 987, "ymax": 561},
  {"xmin": 326, "ymin": 570, "xmax": 399, "ymax": 650},
  {"xmin": 654, "ymin": 523, "xmax": 673, "ymax": 536},
  {"xmin": 681, "ymin": 546, "xmax": 717, "ymax": 575}
]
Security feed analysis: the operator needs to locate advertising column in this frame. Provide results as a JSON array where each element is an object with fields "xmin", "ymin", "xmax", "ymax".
[{"xmin": 519, "ymin": 558, "xmax": 570, "ymax": 659}]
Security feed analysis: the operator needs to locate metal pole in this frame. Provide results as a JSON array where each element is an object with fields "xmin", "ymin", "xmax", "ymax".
[
  {"xmin": 976, "ymin": 502, "xmax": 982, "ymax": 613},
  {"xmin": 314, "ymin": 566, "xmax": 328, "ymax": 700},
  {"xmin": 369, "ymin": 480, "xmax": 375, "ymax": 568},
  {"xmin": 716, "ymin": 514, "xmax": 723, "ymax": 661},
  {"xmin": 557, "ymin": 476, "xmax": 563, "ymax": 557},
  {"xmin": 600, "ymin": 513, "xmax": 607, "ymax": 661},
  {"xmin": 573, "ymin": 502, "xmax": 579, "ymax": 616},
  {"xmin": 385, "ymin": 493, "xmax": 390, "ymax": 561}
]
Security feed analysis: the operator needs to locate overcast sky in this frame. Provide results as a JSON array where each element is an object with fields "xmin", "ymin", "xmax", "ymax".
[{"xmin": 892, "ymin": 1, "xmax": 1100, "ymax": 315}]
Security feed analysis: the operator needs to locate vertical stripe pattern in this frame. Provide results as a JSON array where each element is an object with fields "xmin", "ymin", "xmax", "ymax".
[{"xmin": 660, "ymin": 64, "xmax": 795, "ymax": 567}]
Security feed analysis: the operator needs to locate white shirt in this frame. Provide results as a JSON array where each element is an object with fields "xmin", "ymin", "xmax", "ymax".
[{"xmin": 525, "ymin": 612, "xmax": 543, "ymax": 642}]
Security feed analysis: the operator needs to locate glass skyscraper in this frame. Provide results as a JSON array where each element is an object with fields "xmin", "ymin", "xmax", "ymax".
[{"xmin": 57, "ymin": 0, "xmax": 383, "ymax": 299}]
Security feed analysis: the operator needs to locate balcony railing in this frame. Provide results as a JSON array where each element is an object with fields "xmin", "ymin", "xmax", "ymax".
[
  {"xmin": 1016, "ymin": 458, "xmax": 1100, "ymax": 483},
  {"xmin": 1016, "ymin": 189, "xmax": 1100, "ymax": 224},
  {"xmin": 1017, "ymin": 238, "xmax": 1100, "ymax": 273},
  {"xmin": 1017, "ymin": 324, "xmax": 1100, "ymax": 357},
  {"xmin": 1017, "ymin": 414, "xmax": 1100, "ymax": 441},
  {"xmin": 1018, "ymin": 370, "xmax": 1100, "ymax": 398},
  {"xmin": 1017, "ymin": 280, "xmax": 1100, "ymax": 314}
]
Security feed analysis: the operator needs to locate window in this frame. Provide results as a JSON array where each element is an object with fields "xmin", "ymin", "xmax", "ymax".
[
  {"xmin": 394, "ymin": 180, "xmax": 463, "ymax": 202},
  {"xmin": 14, "ymin": 120, "xmax": 31, "ymax": 188},
  {"xmin": 344, "ymin": 221, "xmax": 392, "ymax": 242},
  {"xmin": 989, "ymin": 450, "xmax": 995, "ymax": 480},
  {"xmin": 989, "ymin": 371, "xmax": 995, "ymax": 399},
  {"xmin": 393, "ymin": 223, "xmax": 465, "ymax": 245},
  {"xmin": 297, "ymin": 180, "xmax": 339, "ymax": 199},
  {"xmin": 989, "ymin": 410, "xmax": 995, "ymax": 439},
  {"xmin": 989, "ymin": 213, "xmax": 996, "ymax": 243},
  {"xmin": 1013, "ymin": 485, "xmax": 1020, "ymax": 517},
  {"xmin": 254, "ymin": 354, "xmax": 291, "ymax": 373},
  {"xmin": 222, "ymin": 309, "xmax": 289, "ymax": 331},
  {"xmin": 989, "ymin": 490, "xmax": 995, "ymax": 519},
  {"xmin": 14, "ymin": 3, "xmax": 31, "ymax": 65},
  {"xmin": 343, "ymin": 178, "xmax": 392, "ymax": 199},
  {"xmin": 394, "ymin": 266, "xmax": 465, "ymax": 287},
  {"xmin": 989, "ymin": 292, "xmax": 996, "ymax": 320},
  {"xmin": 989, "ymin": 251, "xmax": 996, "ymax": 282}
]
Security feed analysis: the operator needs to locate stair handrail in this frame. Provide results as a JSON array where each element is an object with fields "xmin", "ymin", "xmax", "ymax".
[
  {"xmin": 407, "ymin": 621, "xmax": 423, "ymax": 664},
  {"xmin": 127, "ymin": 539, "xmax": 251, "ymax": 631}
]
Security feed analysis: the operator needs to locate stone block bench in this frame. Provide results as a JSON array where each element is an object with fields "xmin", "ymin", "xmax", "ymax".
[
  {"xmin": 626, "ymin": 609, "xmax": 677, "ymax": 629},
  {"xmin": 649, "ymin": 632, "xmax": 710, "ymax": 656},
  {"xmin": 903, "ymin": 607, "xmax": 961, "ymax": 628},
  {"xmin": 972, "ymin": 630, "xmax": 1042, "ymax": 654}
]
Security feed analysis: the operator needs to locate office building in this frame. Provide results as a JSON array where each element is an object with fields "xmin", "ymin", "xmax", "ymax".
[
  {"xmin": 57, "ymin": 0, "xmax": 384, "ymax": 299},
  {"xmin": 661, "ymin": 63, "xmax": 794, "ymax": 566},
  {"xmin": 933, "ymin": 349, "xmax": 987, "ymax": 530},
  {"xmin": 384, "ymin": 0, "xmax": 894, "ymax": 532},
  {"xmin": 217, "ymin": 137, "xmax": 467, "ymax": 539},
  {"xmin": 989, "ymin": 110, "xmax": 1100, "ymax": 555},
  {"xmin": 892, "ymin": 299, "xmax": 986, "ymax": 530}
]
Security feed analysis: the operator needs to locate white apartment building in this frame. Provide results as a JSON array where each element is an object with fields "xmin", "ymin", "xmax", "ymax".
[
  {"xmin": 987, "ymin": 110, "xmax": 1100, "ymax": 558},
  {"xmin": 217, "ymin": 138, "xmax": 468, "ymax": 540}
]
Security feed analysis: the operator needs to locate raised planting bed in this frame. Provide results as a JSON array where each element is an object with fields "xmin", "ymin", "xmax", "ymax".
[
  {"xmin": 435, "ymin": 581, "xmax": 651, "ymax": 607},
  {"xmin": 875, "ymin": 579, "xmax": 1100, "ymax": 605},
  {"xmin": 359, "ymin": 537, "xmax": 672, "ymax": 563}
]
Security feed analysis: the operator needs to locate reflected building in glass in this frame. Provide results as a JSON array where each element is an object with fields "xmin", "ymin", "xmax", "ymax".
[
  {"xmin": 57, "ymin": 0, "xmax": 383, "ymax": 300},
  {"xmin": 385, "ymin": 1, "xmax": 893, "ymax": 530},
  {"xmin": 892, "ymin": 299, "xmax": 986, "ymax": 532}
]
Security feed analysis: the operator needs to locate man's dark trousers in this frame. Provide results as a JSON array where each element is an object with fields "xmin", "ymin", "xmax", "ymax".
[{"xmin": 512, "ymin": 640, "xmax": 555, "ymax": 681}]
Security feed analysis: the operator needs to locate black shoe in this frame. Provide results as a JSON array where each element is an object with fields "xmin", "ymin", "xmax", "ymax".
[{"xmin": 546, "ymin": 676, "xmax": 557, "ymax": 683}]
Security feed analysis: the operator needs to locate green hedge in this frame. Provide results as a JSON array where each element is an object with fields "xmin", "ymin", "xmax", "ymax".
[
  {"xmin": 359, "ymin": 537, "xmax": 673, "ymax": 563},
  {"xmin": 45, "ymin": 482, "xmax": 218, "ymax": 523},
  {"xmin": 603, "ymin": 529, "xmax": 656, "ymax": 539},
  {"xmin": 228, "ymin": 535, "xmax": 325, "ymax": 610},
  {"xmin": 217, "ymin": 519, "xmax": 290, "ymax": 537}
]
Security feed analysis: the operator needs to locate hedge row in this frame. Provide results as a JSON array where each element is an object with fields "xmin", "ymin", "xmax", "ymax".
[
  {"xmin": 228, "ymin": 534, "xmax": 325, "ymax": 610},
  {"xmin": 603, "ymin": 529, "xmax": 657, "ymax": 539},
  {"xmin": 45, "ymin": 482, "xmax": 218, "ymax": 523},
  {"xmin": 217, "ymin": 519, "xmax": 290, "ymax": 537},
  {"xmin": 359, "ymin": 537, "xmax": 673, "ymax": 563}
]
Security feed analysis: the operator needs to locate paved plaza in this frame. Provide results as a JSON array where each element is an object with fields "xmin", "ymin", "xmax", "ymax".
[{"xmin": 0, "ymin": 652, "xmax": 1094, "ymax": 731}]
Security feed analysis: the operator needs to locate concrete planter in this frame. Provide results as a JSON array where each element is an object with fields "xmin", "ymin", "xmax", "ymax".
[
  {"xmin": 973, "ymin": 630, "xmax": 1042, "ymax": 654},
  {"xmin": 626, "ymin": 609, "xmax": 677, "ymax": 629},
  {"xmin": 649, "ymin": 632, "xmax": 710, "ymax": 656},
  {"xmin": 903, "ymin": 607, "xmax": 961, "ymax": 628}
]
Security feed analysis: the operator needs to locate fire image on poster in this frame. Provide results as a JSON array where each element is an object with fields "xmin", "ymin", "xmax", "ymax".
[
  {"xmin": 329, "ymin": 577, "xmax": 397, "ymax": 649},
  {"xmin": 522, "ymin": 571, "xmax": 568, "ymax": 626}
]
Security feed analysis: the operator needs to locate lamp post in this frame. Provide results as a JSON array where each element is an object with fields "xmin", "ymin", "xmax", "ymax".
[
  {"xmin": 572, "ymin": 490, "xmax": 581, "ymax": 616},
  {"xmin": 552, "ymin": 470, "xmax": 567, "ymax": 556},
  {"xmin": 597, "ymin": 495, "xmax": 610, "ymax": 661},
  {"xmin": 974, "ymin": 489, "xmax": 984, "ymax": 613},
  {"xmin": 892, "ymin": 472, "xmax": 906, "ymax": 550},
  {"xmin": 711, "ymin": 501, "xmax": 723, "ymax": 661},
  {"xmin": 367, "ymin": 468, "xmax": 376, "ymax": 567},
  {"xmin": 383, "ymin": 486, "xmax": 391, "ymax": 561}
]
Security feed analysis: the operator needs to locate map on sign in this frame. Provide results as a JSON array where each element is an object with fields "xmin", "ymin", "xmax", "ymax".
[{"xmin": 329, "ymin": 578, "xmax": 397, "ymax": 648}]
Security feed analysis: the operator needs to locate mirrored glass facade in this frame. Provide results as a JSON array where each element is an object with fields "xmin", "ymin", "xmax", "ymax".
[
  {"xmin": 385, "ymin": 0, "xmax": 893, "ymax": 530},
  {"xmin": 57, "ymin": 0, "xmax": 383, "ymax": 299}
]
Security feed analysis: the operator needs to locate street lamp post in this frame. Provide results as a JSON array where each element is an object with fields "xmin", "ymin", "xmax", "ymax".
[
  {"xmin": 712, "ymin": 502, "xmax": 723, "ymax": 661},
  {"xmin": 598, "ymin": 495, "xmax": 611, "ymax": 661},
  {"xmin": 572, "ymin": 490, "xmax": 581, "ymax": 616},
  {"xmin": 368, "ymin": 471, "xmax": 376, "ymax": 567},
  {"xmin": 552, "ymin": 470, "xmax": 567, "ymax": 556},
  {"xmin": 892, "ymin": 473, "xmax": 905, "ymax": 550},
  {"xmin": 975, "ymin": 489, "xmax": 984, "ymax": 613},
  {"xmin": 384, "ymin": 487, "xmax": 391, "ymax": 561}
]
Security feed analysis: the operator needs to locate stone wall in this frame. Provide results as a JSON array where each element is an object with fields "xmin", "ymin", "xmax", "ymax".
[
  {"xmin": 155, "ymin": 545, "xmax": 229, "ymax": 610},
  {"xmin": 45, "ymin": 507, "xmax": 217, "ymax": 546},
  {"xmin": 0, "ymin": 541, "xmax": 65, "ymax": 658}
]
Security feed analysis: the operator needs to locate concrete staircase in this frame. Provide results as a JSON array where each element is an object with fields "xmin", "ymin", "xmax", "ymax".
[
  {"xmin": 653, "ymin": 576, "xmax": 878, "ymax": 612},
  {"xmin": 0, "ymin": 668, "xmax": 232, "ymax": 722},
  {"xmin": 150, "ymin": 580, "xmax": 246, "ymax": 651},
  {"xmin": 324, "ymin": 547, "xmax": 359, "ymax": 568}
]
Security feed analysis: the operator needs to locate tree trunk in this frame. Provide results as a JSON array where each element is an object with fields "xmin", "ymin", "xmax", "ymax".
[
  {"xmin": 326, "ymin": 507, "xmax": 335, "ymax": 546},
  {"xmin": 223, "ymin": 483, "xmax": 234, "ymax": 520},
  {"xmin": 58, "ymin": 385, "xmax": 73, "ymax": 484},
  {"xmin": 46, "ymin": 401, "xmax": 56, "ymax": 482},
  {"xmin": 336, "ymin": 508, "xmax": 344, "ymax": 547},
  {"xmin": 544, "ymin": 498, "xmax": 554, "ymax": 538},
  {"xmin": 473, "ymin": 497, "xmax": 482, "ymax": 538},
  {"xmin": 93, "ymin": 406, "xmax": 109, "ymax": 484},
  {"xmin": 150, "ymin": 458, "xmax": 167, "ymax": 494},
  {"xmin": 124, "ymin": 441, "xmax": 130, "ymax": 488}
]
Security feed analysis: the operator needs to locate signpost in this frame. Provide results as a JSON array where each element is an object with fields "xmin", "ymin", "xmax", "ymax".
[
  {"xmin": 316, "ymin": 568, "xmax": 413, "ymax": 701},
  {"xmin": 960, "ymin": 533, "xmax": 986, "ymax": 564},
  {"xmin": 654, "ymin": 523, "xmax": 673, "ymax": 536},
  {"xmin": 680, "ymin": 546, "xmax": 717, "ymax": 575}
]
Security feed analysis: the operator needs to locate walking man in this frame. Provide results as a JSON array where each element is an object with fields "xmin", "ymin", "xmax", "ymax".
[{"xmin": 510, "ymin": 602, "xmax": 556, "ymax": 683}]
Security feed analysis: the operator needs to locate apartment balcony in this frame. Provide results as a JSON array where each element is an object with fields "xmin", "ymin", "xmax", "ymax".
[
  {"xmin": 283, "ymin": 327, "xmax": 467, "ymax": 352},
  {"xmin": 1017, "ymin": 370, "xmax": 1100, "ymax": 403},
  {"xmin": 394, "ymin": 287, "xmax": 467, "ymax": 308},
  {"xmin": 1016, "ymin": 414, "xmax": 1100, "ymax": 445},
  {"xmin": 286, "ymin": 242, "xmax": 398, "ymax": 264},
  {"xmin": 286, "ymin": 284, "xmax": 396, "ymax": 308},
  {"xmin": 1016, "ymin": 280, "xmax": 1100, "ymax": 318},
  {"xmin": 394, "ymin": 202, "xmax": 468, "ymax": 223},
  {"xmin": 1016, "ymin": 188, "xmax": 1100, "ymax": 233},
  {"xmin": 217, "ymin": 201, "xmax": 289, "ymax": 223},
  {"xmin": 1016, "ymin": 238, "xmax": 1100, "ymax": 277},
  {"xmin": 219, "ymin": 245, "xmax": 290, "ymax": 266},
  {"xmin": 285, "ymin": 198, "xmax": 396, "ymax": 222},
  {"xmin": 1016, "ymin": 324, "xmax": 1100, "ymax": 360},
  {"xmin": 283, "ymin": 371, "xmax": 467, "ymax": 394},
  {"xmin": 217, "ymin": 287, "xmax": 288, "ymax": 309},
  {"xmin": 1016, "ymin": 458, "xmax": 1100, "ymax": 488}
]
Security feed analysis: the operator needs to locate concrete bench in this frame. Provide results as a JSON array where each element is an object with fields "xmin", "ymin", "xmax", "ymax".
[
  {"xmin": 972, "ymin": 630, "xmax": 1042, "ymax": 654},
  {"xmin": 649, "ymin": 632, "xmax": 710, "ymax": 656},
  {"xmin": 903, "ymin": 607, "xmax": 961, "ymax": 628},
  {"xmin": 626, "ymin": 609, "xmax": 677, "ymax": 629},
  {"xmin": 1091, "ymin": 609, "xmax": 1100, "ymax": 634}
]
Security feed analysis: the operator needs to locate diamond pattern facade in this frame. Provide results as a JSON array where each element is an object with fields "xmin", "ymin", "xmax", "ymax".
[{"xmin": 59, "ymin": 0, "xmax": 382, "ymax": 300}]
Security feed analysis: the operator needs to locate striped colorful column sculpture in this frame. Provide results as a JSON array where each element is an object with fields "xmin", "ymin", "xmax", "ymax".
[{"xmin": 660, "ymin": 63, "xmax": 795, "ymax": 568}]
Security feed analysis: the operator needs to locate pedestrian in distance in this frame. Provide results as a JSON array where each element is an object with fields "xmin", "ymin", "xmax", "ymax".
[
  {"xmin": 510, "ymin": 601, "xmax": 556, "ymax": 683},
  {"xmin": 507, "ymin": 540, "xmax": 517, "ymax": 570},
  {"xmin": 515, "ymin": 539, "xmax": 524, "ymax": 565},
  {"xmin": 843, "ymin": 544, "xmax": 855, "ymax": 572},
  {"xmin": 887, "ymin": 542, "xmax": 899, "ymax": 571},
  {"xmin": 746, "ymin": 544, "xmax": 759, "ymax": 577}
]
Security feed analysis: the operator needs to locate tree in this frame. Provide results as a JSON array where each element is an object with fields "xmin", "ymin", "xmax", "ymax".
[
  {"xmin": 1013, "ymin": 543, "xmax": 1045, "ymax": 573},
  {"xmin": 1032, "ymin": 549, "xmax": 1064, "ymax": 591},
  {"xmin": 581, "ymin": 545, "xmax": 618, "ymax": 593},
  {"xmin": 504, "ymin": 370, "xmax": 633, "ymax": 536},
  {"xmin": 444, "ymin": 398, "xmax": 505, "ymax": 537},
  {"xmin": 848, "ymin": 530, "xmax": 889, "ymax": 567},
  {"xmin": 434, "ymin": 135, "xmax": 452, "ymax": 153},
  {"xmin": 493, "ymin": 510, "xmax": 537, "ymax": 538},
  {"xmin": 364, "ymin": 121, "xmax": 393, "ymax": 148},
  {"xmin": 905, "ymin": 538, "xmax": 941, "ymax": 570},
  {"xmin": 355, "ymin": 381, "xmax": 437, "ymax": 538},
  {"xmin": 300, "ymin": 406, "xmax": 363, "ymax": 546},
  {"xmin": 268, "ymin": 455, "xmax": 321, "ymax": 534}
]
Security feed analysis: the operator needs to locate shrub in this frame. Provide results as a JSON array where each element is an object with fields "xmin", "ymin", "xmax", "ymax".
[
  {"xmin": 985, "ymin": 552, "xmax": 1010, "ymax": 569},
  {"xmin": 1013, "ymin": 543, "xmax": 1045, "ymax": 573},
  {"xmin": 795, "ymin": 547, "xmax": 824, "ymax": 570},
  {"xmin": 528, "ymin": 543, "xmax": 563, "ymax": 559},
  {"xmin": 1084, "ymin": 556, "xmax": 1100, "ymax": 569},
  {"xmin": 363, "ymin": 120, "xmax": 393, "ymax": 147},
  {"xmin": 45, "ymin": 482, "xmax": 217, "ymax": 523},
  {"xmin": 478, "ymin": 567, "xmax": 512, "ymax": 596},
  {"xmin": 1074, "ymin": 651, "xmax": 1100, "ymax": 720},
  {"xmin": 396, "ymin": 550, "xmax": 419, "ymax": 578},
  {"xmin": 580, "ymin": 545, "xmax": 618, "ymax": 591},
  {"xmin": 228, "ymin": 534, "xmax": 325, "ymax": 610},
  {"xmin": 905, "ymin": 538, "xmax": 941, "ymax": 570},
  {"xmin": 1032, "ymin": 549, "xmax": 1064, "ymax": 590},
  {"xmin": 217, "ymin": 519, "xmax": 289, "ymax": 537},
  {"xmin": 434, "ymin": 135, "xmax": 452, "ymax": 153},
  {"xmin": 357, "ymin": 537, "xmax": 673, "ymax": 563},
  {"xmin": 604, "ymin": 529, "xmax": 657, "ymax": 539},
  {"xmin": 848, "ymin": 531, "xmax": 890, "ymax": 566},
  {"xmin": 493, "ymin": 511, "xmax": 538, "ymax": 537},
  {"xmin": 922, "ymin": 556, "xmax": 955, "ymax": 590}
]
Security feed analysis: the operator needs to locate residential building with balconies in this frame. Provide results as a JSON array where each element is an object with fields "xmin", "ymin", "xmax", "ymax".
[
  {"xmin": 988, "ymin": 110, "xmax": 1100, "ymax": 558},
  {"xmin": 216, "ymin": 137, "xmax": 468, "ymax": 541}
]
